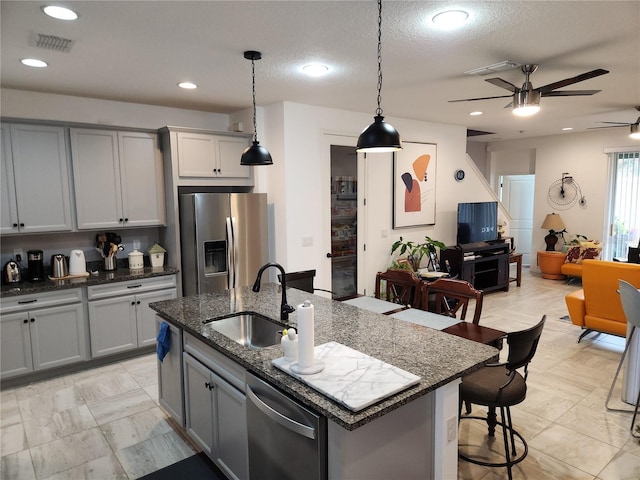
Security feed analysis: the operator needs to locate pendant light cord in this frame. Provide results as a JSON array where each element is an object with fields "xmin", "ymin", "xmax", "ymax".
[
  {"xmin": 376, "ymin": 0, "xmax": 383, "ymax": 117},
  {"xmin": 251, "ymin": 57, "xmax": 258, "ymax": 142}
]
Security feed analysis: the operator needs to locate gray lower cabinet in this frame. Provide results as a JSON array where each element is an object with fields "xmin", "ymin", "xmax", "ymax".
[
  {"xmin": 88, "ymin": 276, "xmax": 176, "ymax": 357},
  {"xmin": 156, "ymin": 317, "xmax": 184, "ymax": 426},
  {"xmin": 182, "ymin": 335, "xmax": 248, "ymax": 480},
  {"xmin": 0, "ymin": 289, "xmax": 87, "ymax": 378}
]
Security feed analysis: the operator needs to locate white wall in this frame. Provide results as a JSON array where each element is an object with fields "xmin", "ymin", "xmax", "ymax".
[
  {"xmin": 262, "ymin": 101, "xmax": 500, "ymax": 294},
  {"xmin": 487, "ymin": 128, "xmax": 640, "ymax": 264}
]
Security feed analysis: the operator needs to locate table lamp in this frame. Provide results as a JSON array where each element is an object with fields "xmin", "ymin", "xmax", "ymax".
[{"xmin": 541, "ymin": 213, "xmax": 565, "ymax": 251}]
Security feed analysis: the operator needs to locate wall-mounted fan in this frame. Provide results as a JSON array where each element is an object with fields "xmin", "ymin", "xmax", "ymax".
[
  {"xmin": 449, "ymin": 64, "xmax": 609, "ymax": 112},
  {"xmin": 588, "ymin": 106, "xmax": 640, "ymax": 137}
]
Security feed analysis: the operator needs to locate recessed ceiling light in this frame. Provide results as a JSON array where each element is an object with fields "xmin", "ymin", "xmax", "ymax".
[
  {"xmin": 42, "ymin": 5, "xmax": 78, "ymax": 20},
  {"xmin": 432, "ymin": 10, "xmax": 469, "ymax": 28},
  {"xmin": 178, "ymin": 82, "xmax": 197, "ymax": 89},
  {"xmin": 469, "ymin": 111, "xmax": 483, "ymax": 116},
  {"xmin": 562, "ymin": 127, "xmax": 573, "ymax": 131},
  {"xmin": 21, "ymin": 58, "xmax": 48, "ymax": 68},
  {"xmin": 302, "ymin": 64, "xmax": 330, "ymax": 77}
]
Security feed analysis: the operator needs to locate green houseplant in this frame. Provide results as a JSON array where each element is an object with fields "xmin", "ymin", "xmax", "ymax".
[{"xmin": 390, "ymin": 236, "xmax": 447, "ymax": 271}]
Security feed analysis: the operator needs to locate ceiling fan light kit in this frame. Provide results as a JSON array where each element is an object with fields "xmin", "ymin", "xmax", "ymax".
[
  {"xmin": 513, "ymin": 89, "xmax": 541, "ymax": 116},
  {"xmin": 630, "ymin": 123, "xmax": 640, "ymax": 139},
  {"xmin": 357, "ymin": 0, "xmax": 402, "ymax": 153},
  {"xmin": 240, "ymin": 50, "xmax": 273, "ymax": 166}
]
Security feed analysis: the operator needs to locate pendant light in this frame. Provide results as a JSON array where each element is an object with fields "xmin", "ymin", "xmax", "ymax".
[
  {"xmin": 356, "ymin": 0, "xmax": 402, "ymax": 153},
  {"xmin": 240, "ymin": 50, "xmax": 273, "ymax": 166}
]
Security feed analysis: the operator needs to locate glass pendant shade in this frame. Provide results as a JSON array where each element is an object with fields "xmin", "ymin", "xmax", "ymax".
[
  {"xmin": 357, "ymin": 115, "xmax": 402, "ymax": 152},
  {"xmin": 241, "ymin": 140, "xmax": 273, "ymax": 166}
]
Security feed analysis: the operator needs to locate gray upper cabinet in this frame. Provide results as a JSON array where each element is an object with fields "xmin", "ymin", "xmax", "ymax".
[
  {"xmin": 70, "ymin": 128, "xmax": 165, "ymax": 230},
  {"xmin": 176, "ymin": 131, "xmax": 250, "ymax": 179},
  {"xmin": 0, "ymin": 123, "xmax": 73, "ymax": 234}
]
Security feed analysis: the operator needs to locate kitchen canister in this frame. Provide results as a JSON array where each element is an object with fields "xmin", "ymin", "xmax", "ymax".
[
  {"xmin": 148, "ymin": 243, "xmax": 166, "ymax": 268},
  {"xmin": 128, "ymin": 250, "xmax": 144, "ymax": 270}
]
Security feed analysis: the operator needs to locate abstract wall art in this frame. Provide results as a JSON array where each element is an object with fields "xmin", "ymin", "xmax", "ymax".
[{"xmin": 393, "ymin": 141, "xmax": 437, "ymax": 228}]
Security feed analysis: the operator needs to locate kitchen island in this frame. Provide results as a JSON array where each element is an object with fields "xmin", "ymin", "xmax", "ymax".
[{"xmin": 150, "ymin": 284, "xmax": 498, "ymax": 479}]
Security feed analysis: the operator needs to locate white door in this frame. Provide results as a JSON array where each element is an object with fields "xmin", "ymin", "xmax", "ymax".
[{"xmin": 501, "ymin": 175, "xmax": 535, "ymax": 265}]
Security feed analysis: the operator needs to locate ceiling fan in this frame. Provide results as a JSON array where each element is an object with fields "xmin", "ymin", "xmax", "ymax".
[
  {"xmin": 589, "ymin": 106, "xmax": 640, "ymax": 139},
  {"xmin": 449, "ymin": 64, "xmax": 609, "ymax": 116}
]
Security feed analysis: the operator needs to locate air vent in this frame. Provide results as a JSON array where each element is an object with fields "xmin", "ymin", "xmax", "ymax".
[
  {"xmin": 32, "ymin": 32, "xmax": 74, "ymax": 52},
  {"xmin": 467, "ymin": 129, "xmax": 495, "ymax": 137},
  {"xmin": 464, "ymin": 61, "xmax": 520, "ymax": 76}
]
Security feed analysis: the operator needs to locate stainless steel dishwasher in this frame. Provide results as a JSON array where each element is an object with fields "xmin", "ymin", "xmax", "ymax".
[{"xmin": 246, "ymin": 372, "xmax": 327, "ymax": 480}]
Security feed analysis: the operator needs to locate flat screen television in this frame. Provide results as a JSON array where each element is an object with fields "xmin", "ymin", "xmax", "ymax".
[{"xmin": 456, "ymin": 201, "xmax": 499, "ymax": 245}]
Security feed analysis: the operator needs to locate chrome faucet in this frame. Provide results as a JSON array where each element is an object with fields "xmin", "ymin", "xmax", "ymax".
[{"xmin": 252, "ymin": 263, "xmax": 296, "ymax": 321}]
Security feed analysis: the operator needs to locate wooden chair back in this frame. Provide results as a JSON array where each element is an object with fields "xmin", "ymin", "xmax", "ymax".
[
  {"xmin": 422, "ymin": 278, "xmax": 484, "ymax": 324},
  {"xmin": 374, "ymin": 270, "xmax": 422, "ymax": 307}
]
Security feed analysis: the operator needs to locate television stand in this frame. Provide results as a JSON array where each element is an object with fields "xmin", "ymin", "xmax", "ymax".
[{"xmin": 440, "ymin": 242, "xmax": 509, "ymax": 292}]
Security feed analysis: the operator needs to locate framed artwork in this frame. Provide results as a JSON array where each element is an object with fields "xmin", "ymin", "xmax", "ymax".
[{"xmin": 393, "ymin": 141, "xmax": 437, "ymax": 228}]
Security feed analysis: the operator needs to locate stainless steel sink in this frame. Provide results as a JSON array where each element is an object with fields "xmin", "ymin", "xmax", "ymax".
[{"xmin": 203, "ymin": 312, "xmax": 283, "ymax": 349}]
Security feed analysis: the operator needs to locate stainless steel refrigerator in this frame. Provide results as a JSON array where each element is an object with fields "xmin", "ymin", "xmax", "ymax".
[{"xmin": 179, "ymin": 193, "xmax": 268, "ymax": 296}]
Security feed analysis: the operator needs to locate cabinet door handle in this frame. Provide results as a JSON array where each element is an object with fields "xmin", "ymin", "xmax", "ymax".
[
  {"xmin": 12, "ymin": 223, "xmax": 18, "ymax": 228},
  {"xmin": 136, "ymin": 300, "xmax": 141, "ymax": 305},
  {"xmin": 127, "ymin": 284, "xmax": 142, "ymax": 289},
  {"xmin": 119, "ymin": 218, "xmax": 124, "ymax": 222},
  {"xmin": 30, "ymin": 318, "xmax": 35, "ymax": 323},
  {"xmin": 326, "ymin": 253, "xmax": 333, "ymax": 258},
  {"xmin": 18, "ymin": 299, "xmax": 37, "ymax": 304},
  {"xmin": 20, "ymin": 223, "xmax": 25, "ymax": 227},
  {"xmin": 124, "ymin": 218, "xmax": 129, "ymax": 222},
  {"xmin": 131, "ymin": 301, "xmax": 136, "ymax": 305},
  {"xmin": 23, "ymin": 319, "xmax": 28, "ymax": 324},
  {"xmin": 205, "ymin": 382, "xmax": 214, "ymax": 390}
]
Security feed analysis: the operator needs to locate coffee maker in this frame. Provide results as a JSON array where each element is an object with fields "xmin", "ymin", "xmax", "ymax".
[{"xmin": 27, "ymin": 249, "xmax": 45, "ymax": 282}]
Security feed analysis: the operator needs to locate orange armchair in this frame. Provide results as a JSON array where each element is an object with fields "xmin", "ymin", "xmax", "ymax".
[{"xmin": 565, "ymin": 260, "xmax": 640, "ymax": 342}]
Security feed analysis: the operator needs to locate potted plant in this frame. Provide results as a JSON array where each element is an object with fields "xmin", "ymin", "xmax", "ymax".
[{"xmin": 390, "ymin": 236, "xmax": 447, "ymax": 271}]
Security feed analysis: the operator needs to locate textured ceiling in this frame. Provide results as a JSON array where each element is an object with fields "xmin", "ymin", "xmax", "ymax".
[{"xmin": 1, "ymin": 1, "xmax": 639, "ymax": 141}]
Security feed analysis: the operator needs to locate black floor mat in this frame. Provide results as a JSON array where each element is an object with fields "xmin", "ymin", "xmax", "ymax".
[{"xmin": 138, "ymin": 452, "xmax": 227, "ymax": 480}]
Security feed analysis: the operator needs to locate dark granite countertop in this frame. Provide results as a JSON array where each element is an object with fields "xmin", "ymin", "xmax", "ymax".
[
  {"xmin": 0, "ymin": 266, "xmax": 179, "ymax": 298},
  {"xmin": 149, "ymin": 283, "xmax": 498, "ymax": 431}
]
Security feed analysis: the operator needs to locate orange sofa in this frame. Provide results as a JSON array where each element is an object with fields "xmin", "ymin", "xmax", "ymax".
[{"xmin": 565, "ymin": 260, "xmax": 640, "ymax": 341}]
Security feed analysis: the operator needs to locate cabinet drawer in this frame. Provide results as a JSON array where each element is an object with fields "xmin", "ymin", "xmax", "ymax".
[
  {"xmin": 87, "ymin": 275, "xmax": 177, "ymax": 300},
  {"xmin": 0, "ymin": 288, "xmax": 83, "ymax": 314},
  {"xmin": 184, "ymin": 332, "xmax": 245, "ymax": 392}
]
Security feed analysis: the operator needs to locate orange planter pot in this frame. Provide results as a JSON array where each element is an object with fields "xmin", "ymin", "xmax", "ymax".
[{"xmin": 537, "ymin": 251, "xmax": 567, "ymax": 280}]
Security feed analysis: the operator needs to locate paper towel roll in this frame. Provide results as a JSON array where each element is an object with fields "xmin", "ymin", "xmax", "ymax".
[{"xmin": 297, "ymin": 300, "xmax": 315, "ymax": 369}]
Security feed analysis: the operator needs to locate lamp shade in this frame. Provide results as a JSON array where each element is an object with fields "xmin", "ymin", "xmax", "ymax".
[
  {"xmin": 356, "ymin": 115, "xmax": 402, "ymax": 152},
  {"xmin": 540, "ymin": 213, "xmax": 565, "ymax": 232},
  {"xmin": 240, "ymin": 141, "xmax": 273, "ymax": 166}
]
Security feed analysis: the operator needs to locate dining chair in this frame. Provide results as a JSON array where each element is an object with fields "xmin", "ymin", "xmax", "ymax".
[
  {"xmin": 278, "ymin": 269, "xmax": 336, "ymax": 297},
  {"xmin": 605, "ymin": 279, "xmax": 640, "ymax": 438},
  {"xmin": 458, "ymin": 316, "xmax": 546, "ymax": 480},
  {"xmin": 422, "ymin": 277, "xmax": 484, "ymax": 324},
  {"xmin": 374, "ymin": 269, "xmax": 422, "ymax": 307}
]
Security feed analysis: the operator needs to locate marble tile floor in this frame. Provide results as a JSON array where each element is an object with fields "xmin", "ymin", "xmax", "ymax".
[{"xmin": 1, "ymin": 269, "xmax": 639, "ymax": 479}]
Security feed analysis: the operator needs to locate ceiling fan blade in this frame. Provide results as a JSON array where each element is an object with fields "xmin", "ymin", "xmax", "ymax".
[
  {"xmin": 504, "ymin": 101, "xmax": 513, "ymax": 108},
  {"xmin": 448, "ymin": 94, "xmax": 513, "ymax": 103},
  {"xmin": 485, "ymin": 77, "xmax": 519, "ymax": 92},
  {"xmin": 537, "ymin": 68, "xmax": 609, "ymax": 94},
  {"xmin": 542, "ymin": 89, "xmax": 601, "ymax": 97},
  {"xmin": 587, "ymin": 125, "xmax": 626, "ymax": 130},
  {"xmin": 596, "ymin": 121, "xmax": 633, "ymax": 125}
]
